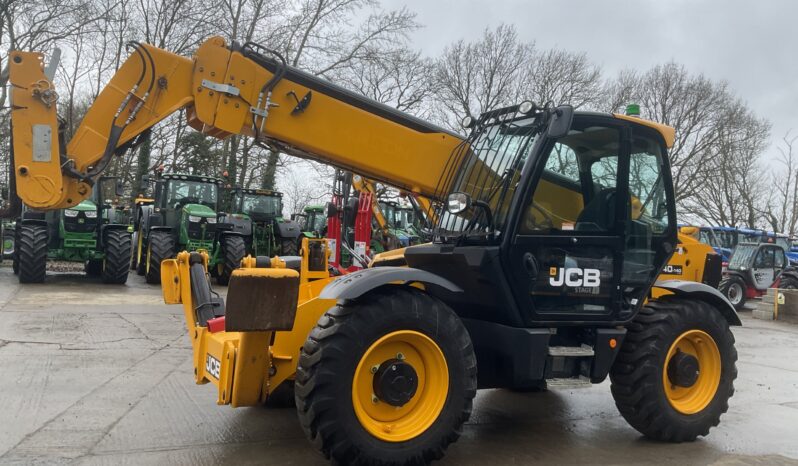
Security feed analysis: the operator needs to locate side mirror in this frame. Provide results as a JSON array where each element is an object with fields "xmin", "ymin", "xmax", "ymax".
[
  {"xmin": 546, "ymin": 105, "xmax": 574, "ymax": 139},
  {"xmin": 115, "ymin": 180, "xmax": 124, "ymax": 197},
  {"xmin": 447, "ymin": 192, "xmax": 471, "ymax": 215}
]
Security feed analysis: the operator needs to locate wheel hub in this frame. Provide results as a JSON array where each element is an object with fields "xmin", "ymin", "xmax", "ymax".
[
  {"xmin": 373, "ymin": 359, "xmax": 418, "ymax": 407},
  {"xmin": 667, "ymin": 350, "xmax": 700, "ymax": 388}
]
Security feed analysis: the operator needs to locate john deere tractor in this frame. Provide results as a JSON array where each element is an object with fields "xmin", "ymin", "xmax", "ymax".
[
  {"xmin": 294, "ymin": 204, "xmax": 327, "ymax": 241},
  {"xmin": 12, "ymin": 177, "xmax": 131, "ymax": 283},
  {"xmin": 131, "ymin": 173, "xmax": 246, "ymax": 285},
  {"xmin": 222, "ymin": 187, "xmax": 302, "ymax": 257}
]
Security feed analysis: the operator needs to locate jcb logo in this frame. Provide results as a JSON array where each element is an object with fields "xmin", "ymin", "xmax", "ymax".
[
  {"xmin": 549, "ymin": 267, "xmax": 601, "ymax": 287},
  {"xmin": 206, "ymin": 354, "xmax": 221, "ymax": 379}
]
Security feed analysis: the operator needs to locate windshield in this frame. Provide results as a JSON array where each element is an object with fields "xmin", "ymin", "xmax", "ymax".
[
  {"xmin": 309, "ymin": 212, "xmax": 326, "ymax": 232},
  {"xmin": 167, "ymin": 180, "xmax": 217, "ymax": 209},
  {"xmin": 239, "ymin": 193, "xmax": 282, "ymax": 217},
  {"xmin": 728, "ymin": 244, "xmax": 757, "ymax": 270},
  {"xmin": 399, "ymin": 208, "xmax": 415, "ymax": 229},
  {"xmin": 381, "ymin": 202, "xmax": 399, "ymax": 228},
  {"xmin": 438, "ymin": 115, "xmax": 542, "ymax": 238},
  {"xmin": 714, "ymin": 229, "xmax": 737, "ymax": 249}
]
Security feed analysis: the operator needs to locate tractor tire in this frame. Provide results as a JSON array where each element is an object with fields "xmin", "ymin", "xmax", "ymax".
[
  {"xmin": 280, "ymin": 238, "xmax": 297, "ymax": 256},
  {"xmin": 295, "ymin": 287, "xmax": 477, "ymax": 466},
  {"xmin": 145, "ymin": 231, "xmax": 174, "ymax": 284},
  {"xmin": 216, "ymin": 234, "xmax": 246, "ymax": 286},
  {"xmin": 18, "ymin": 224, "xmax": 48, "ymax": 283},
  {"xmin": 85, "ymin": 260, "xmax": 103, "ymax": 276},
  {"xmin": 779, "ymin": 274, "xmax": 798, "ymax": 290},
  {"xmin": 719, "ymin": 276, "xmax": 746, "ymax": 310},
  {"xmin": 102, "ymin": 230, "xmax": 132, "ymax": 284},
  {"xmin": 610, "ymin": 296, "xmax": 737, "ymax": 442}
]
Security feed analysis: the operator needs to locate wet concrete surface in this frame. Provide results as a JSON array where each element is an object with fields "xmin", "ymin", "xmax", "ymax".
[{"xmin": 0, "ymin": 266, "xmax": 797, "ymax": 465}]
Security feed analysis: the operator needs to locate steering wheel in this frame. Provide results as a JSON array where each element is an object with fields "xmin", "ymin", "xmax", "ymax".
[{"xmin": 524, "ymin": 202, "xmax": 555, "ymax": 231}]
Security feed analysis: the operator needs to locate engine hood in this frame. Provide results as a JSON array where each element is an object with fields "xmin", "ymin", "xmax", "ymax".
[{"xmin": 182, "ymin": 204, "xmax": 217, "ymax": 217}]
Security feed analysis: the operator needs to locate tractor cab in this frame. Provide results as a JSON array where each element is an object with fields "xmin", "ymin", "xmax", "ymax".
[
  {"xmin": 378, "ymin": 200, "xmax": 417, "ymax": 247},
  {"xmin": 223, "ymin": 187, "xmax": 301, "ymax": 256},
  {"xmin": 430, "ymin": 105, "xmax": 677, "ymax": 324},
  {"xmin": 295, "ymin": 205, "xmax": 327, "ymax": 239},
  {"xmin": 154, "ymin": 174, "xmax": 221, "ymax": 251},
  {"xmin": 720, "ymin": 242, "xmax": 798, "ymax": 309}
]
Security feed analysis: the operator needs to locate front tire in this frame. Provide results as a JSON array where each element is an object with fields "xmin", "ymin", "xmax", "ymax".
[
  {"xmin": 18, "ymin": 224, "xmax": 48, "ymax": 283},
  {"xmin": 216, "ymin": 234, "xmax": 246, "ymax": 286},
  {"xmin": 719, "ymin": 276, "xmax": 746, "ymax": 310},
  {"xmin": 610, "ymin": 296, "xmax": 737, "ymax": 442},
  {"xmin": 145, "ymin": 231, "xmax": 174, "ymax": 284},
  {"xmin": 779, "ymin": 274, "xmax": 798, "ymax": 289},
  {"xmin": 102, "ymin": 229, "xmax": 132, "ymax": 284},
  {"xmin": 295, "ymin": 287, "xmax": 477, "ymax": 465}
]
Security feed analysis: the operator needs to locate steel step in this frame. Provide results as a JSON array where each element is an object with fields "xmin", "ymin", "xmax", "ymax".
[
  {"xmin": 546, "ymin": 376, "xmax": 592, "ymax": 390},
  {"xmin": 548, "ymin": 345, "xmax": 594, "ymax": 357}
]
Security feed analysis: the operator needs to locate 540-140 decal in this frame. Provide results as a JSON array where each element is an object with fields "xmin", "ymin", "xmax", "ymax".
[{"xmin": 662, "ymin": 264, "xmax": 683, "ymax": 275}]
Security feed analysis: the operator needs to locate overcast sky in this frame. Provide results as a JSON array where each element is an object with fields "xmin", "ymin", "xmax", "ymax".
[{"xmin": 398, "ymin": 0, "xmax": 798, "ymax": 160}]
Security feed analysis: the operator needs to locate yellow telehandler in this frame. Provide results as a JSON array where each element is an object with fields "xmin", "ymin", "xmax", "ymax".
[{"xmin": 4, "ymin": 37, "xmax": 736, "ymax": 465}]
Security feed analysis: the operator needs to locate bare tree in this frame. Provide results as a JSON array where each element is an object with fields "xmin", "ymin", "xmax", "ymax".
[
  {"xmin": 681, "ymin": 101, "xmax": 770, "ymax": 228},
  {"xmin": 763, "ymin": 132, "xmax": 798, "ymax": 235},
  {"xmin": 433, "ymin": 24, "xmax": 531, "ymax": 129}
]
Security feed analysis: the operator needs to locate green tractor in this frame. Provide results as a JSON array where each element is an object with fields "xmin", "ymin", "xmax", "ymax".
[
  {"xmin": 294, "ymin": 204, "xmax": 327, "ymax": 243},
  {"xmin": 131, "ymin": 173, "xmax": 246, "ymax": 285},
  {"xmin": 222, "ymin": 187, "xmax": 302, "ymax": 258},
  {"xmin": 12, "ymin": 177, "xmax": 131, "ymax": 283},
  {"xmin": 378, "ymin": 200, "xmax": 419, "ymax": 247}
]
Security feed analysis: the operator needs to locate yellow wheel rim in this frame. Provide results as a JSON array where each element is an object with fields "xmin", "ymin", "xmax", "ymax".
[
  {"xmin": 136, "ymin": 229, "xmax": 144, "ymax": 264},
  {"xmin": 663, "ymin": 330, "xmax": 721, "ymax": 415},
  {"xmin": 352, "ymin": 330, "xmax": 449, "ymax": 442},
  {"xmin": 145, "ymin": 241, "xmax": 151, "ymax": 274}
]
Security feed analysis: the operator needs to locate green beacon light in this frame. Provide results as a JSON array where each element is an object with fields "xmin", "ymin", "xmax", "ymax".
[{"xmin": 625, "ymin": 103, "xmax": 641, "ymax": 117}]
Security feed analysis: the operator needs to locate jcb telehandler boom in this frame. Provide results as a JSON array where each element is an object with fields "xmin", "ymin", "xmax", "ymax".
[{"xmin": 5, "ymin": 37, "xmax": 738, "ymax": 466}]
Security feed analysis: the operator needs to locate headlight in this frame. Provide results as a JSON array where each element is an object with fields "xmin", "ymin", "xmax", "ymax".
[
  {"xmin": 84, "ymin": 210, "xmax": 97, "ymax": 218},
  {"xmin": 64, "ymin": 209, "xmax": 79, "ymax": 217},
  {"xmin": 188, "ymin": 215, "xmax": 202, "ymax": 223},
  {"xmin": 206, "ymin": 217, "xmax": 216, "ymax": 224}
]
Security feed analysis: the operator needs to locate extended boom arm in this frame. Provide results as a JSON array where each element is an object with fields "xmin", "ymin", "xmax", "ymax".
[{"xmin": 6, "ymin": 37, "xmax": 464, "ymax": 212}]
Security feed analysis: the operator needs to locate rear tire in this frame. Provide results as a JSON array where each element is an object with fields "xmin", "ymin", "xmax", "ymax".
[
  {"xmin": 295, "ymin": 287, "xmax": 476, "ymax": 465},
  {"xmin": 719, "ymin": 276, "xmax": 746, "ymax": 310},
  {"xmin": 18, "ymin": 224, "xmax": 48, "ymax": 283},
  {"xmin": 216, "ymin": 234, "xmax": 246, "ymax": 286},
  {"xmin": 102, "ymin": 229, "xmax": 132, "ymax": 284},
  {"xmin": 280, "ymin": 238, "xmax": 297, "ymax": 256},
  {"xmin": 610, "ymin": 296, "xmax": 737, "ymax": 442},
  {"xmin": 145, "ymin": 231, "xmax": 174, "ymax": 284}
]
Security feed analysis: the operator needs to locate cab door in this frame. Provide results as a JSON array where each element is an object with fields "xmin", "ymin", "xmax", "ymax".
[
  {"xmin": 751, "ymin": 246, "xmax": 778, "ymax": 290},
  {"xmin": 504, "ymin": 116, "xmax": 675, "ymax": 324}
]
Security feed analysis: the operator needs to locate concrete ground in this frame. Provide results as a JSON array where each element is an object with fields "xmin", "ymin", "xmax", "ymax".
[{"xmin": 1, "ymin": 266, "xmax": 797, "ymax": 466}]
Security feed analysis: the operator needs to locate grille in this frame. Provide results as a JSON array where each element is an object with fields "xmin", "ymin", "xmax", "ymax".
[{"xmin": 64, "ymin": 214, "xmax": 97, "ymax": 233}]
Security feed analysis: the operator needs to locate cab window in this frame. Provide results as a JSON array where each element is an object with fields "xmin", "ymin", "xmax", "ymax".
[
  {"xmin": 754, "ymin": 247, "xmax": 775, "ymax": 268},
  {"xmin": 520, "ymin": 126, "xmax": 620, "ymax": 233}
]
